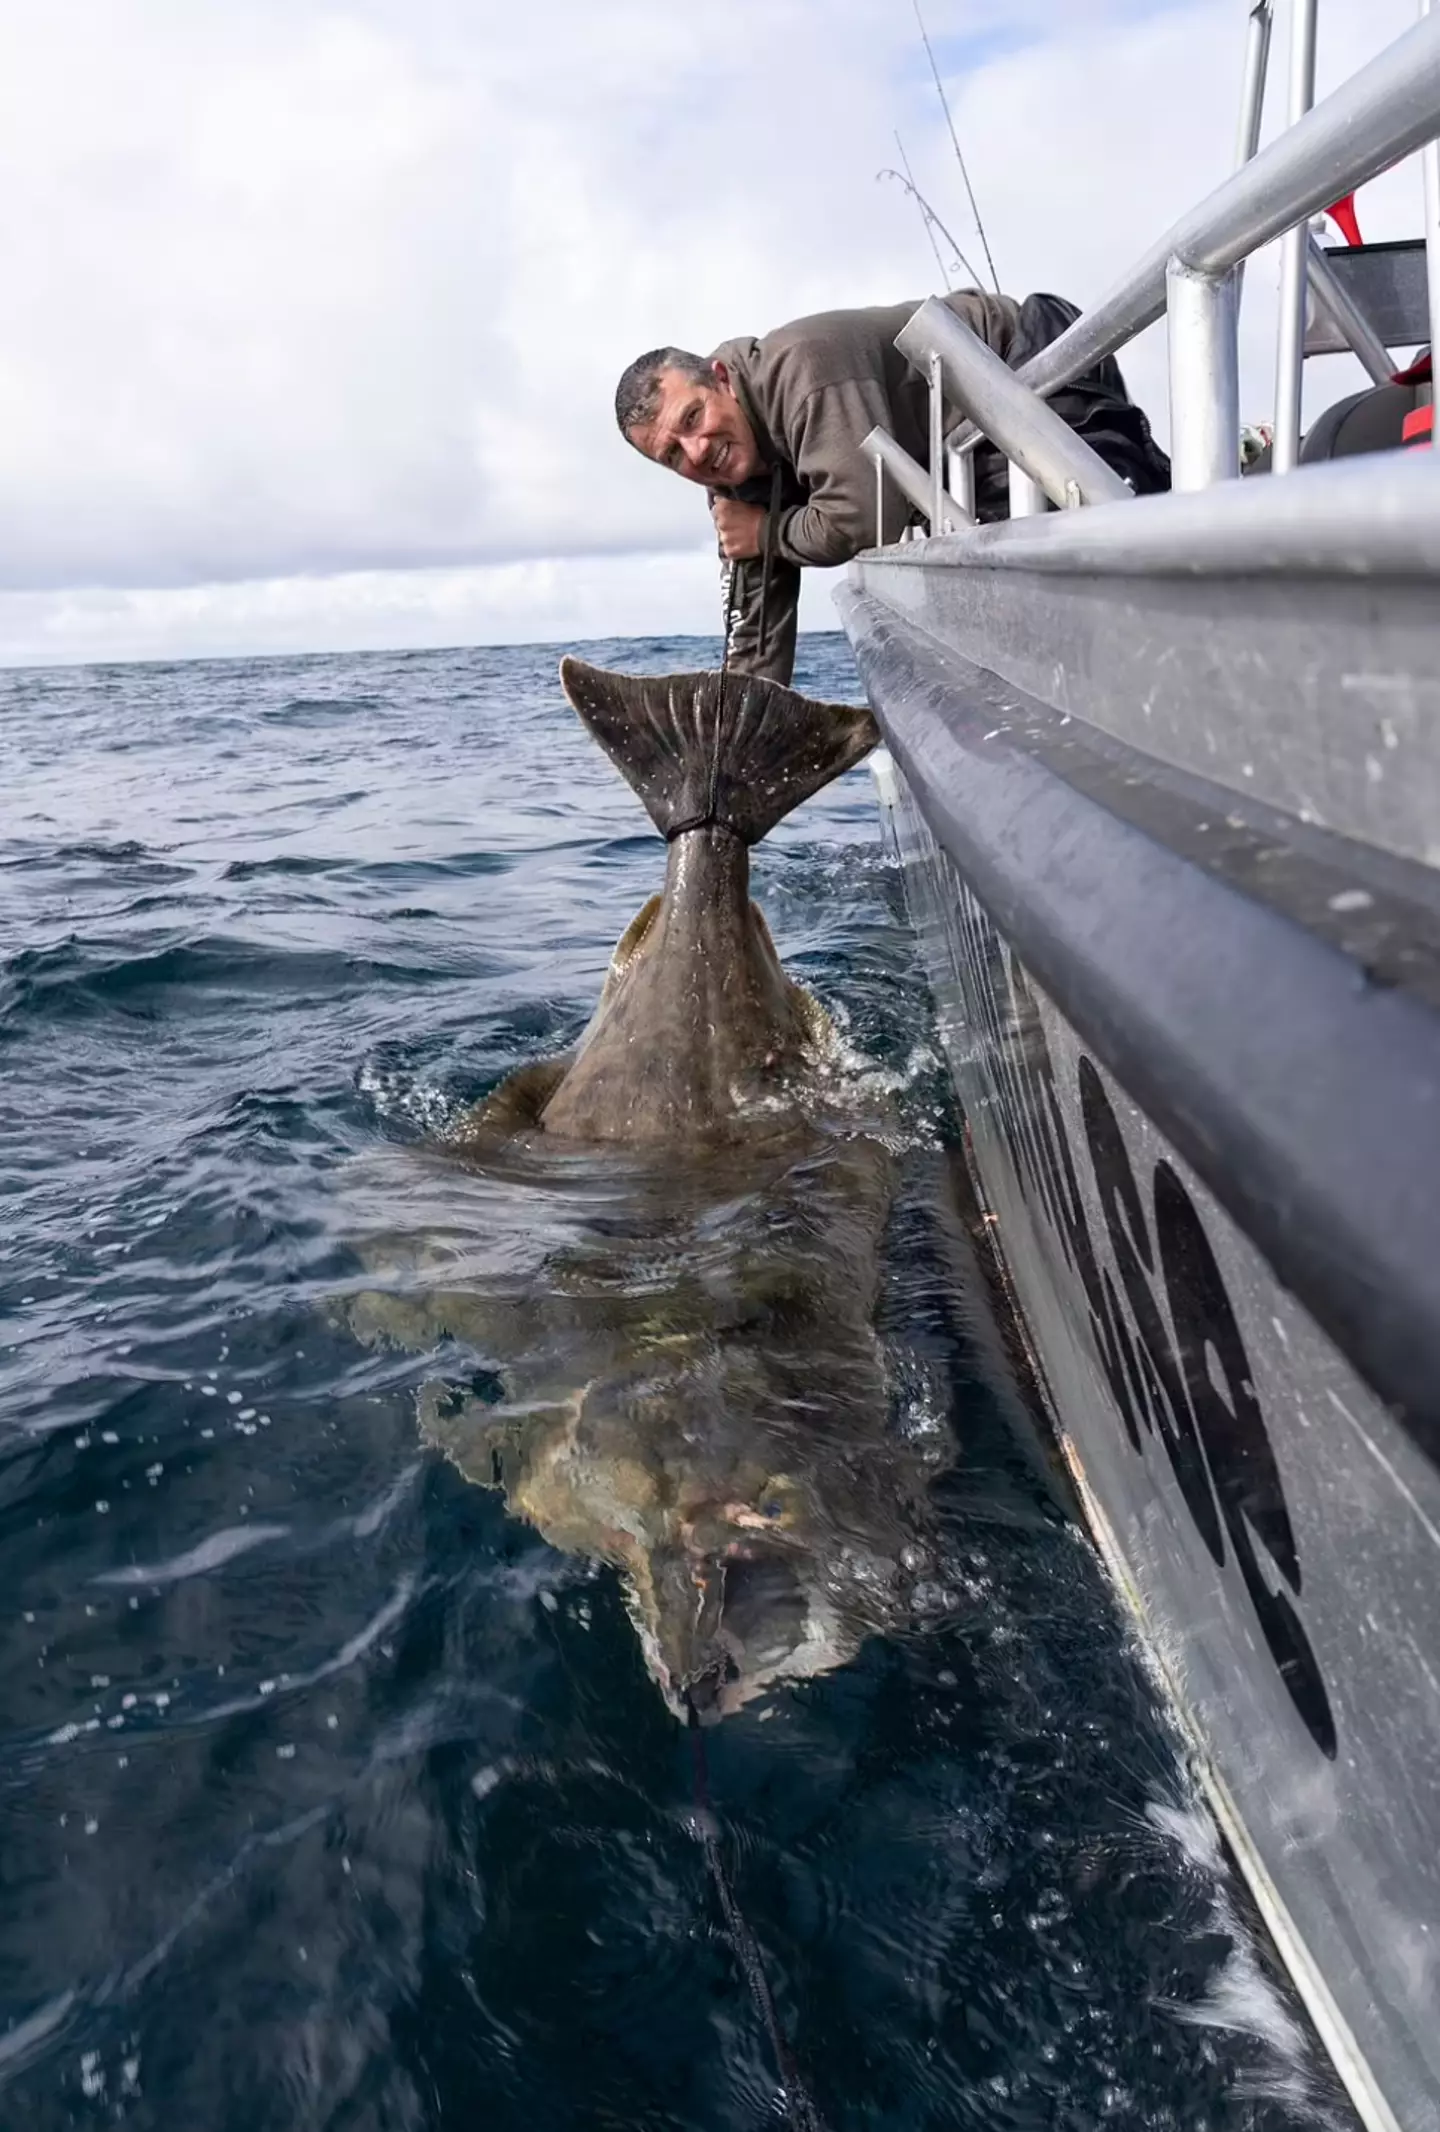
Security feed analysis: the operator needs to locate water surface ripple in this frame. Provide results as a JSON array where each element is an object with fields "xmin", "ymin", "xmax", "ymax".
[{"xmin": 1, "ymin": 637, "xmax": 1352, "ymax": 2129}]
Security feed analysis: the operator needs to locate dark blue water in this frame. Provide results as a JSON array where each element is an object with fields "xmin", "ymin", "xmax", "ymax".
[{"xmin": 0, "ymin": 635, "xmax": 1353, "ymax": 2131}]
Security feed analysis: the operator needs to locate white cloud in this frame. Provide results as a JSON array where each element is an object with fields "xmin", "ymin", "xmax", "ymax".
[
  {"xmin": 0, "ymin": 0, "xmax": 1428, "ymax": 665},
  {"xmin": 0, "ymin": 551, "xmax": 731, "ymax": 668}
]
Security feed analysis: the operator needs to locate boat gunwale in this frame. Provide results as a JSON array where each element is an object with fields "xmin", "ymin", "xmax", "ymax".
[{"xmin": 855, "ymin": 450, "xmax": 1440, "ymax": 580}]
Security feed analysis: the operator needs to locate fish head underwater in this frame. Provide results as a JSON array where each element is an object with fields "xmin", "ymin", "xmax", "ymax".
[
  {"xmin": 344, "ymin": 660, "xmax": 969, "ymax": 1723},
  {"xmin": 344, "ymin": 1122, "xmax": 960, "ymax": 1725},
  {"xmin": 378, "ymin": 1126, "xmax": 949, "ymax": 1726},
  {"xmin": 419, "ymin": 1318, "xmax": 922, "ymax": 1725}
]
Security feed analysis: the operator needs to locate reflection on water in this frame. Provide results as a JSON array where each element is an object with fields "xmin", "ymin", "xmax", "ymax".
[{"xmin": 0, "ymin": 637, "xmax": 1356, "ymax": 2129}]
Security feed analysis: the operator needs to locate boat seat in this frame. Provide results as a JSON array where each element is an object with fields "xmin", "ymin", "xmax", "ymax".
[{"xmin": 1300, "ymin": 379, "xmax": 1422, "ymax": 461}]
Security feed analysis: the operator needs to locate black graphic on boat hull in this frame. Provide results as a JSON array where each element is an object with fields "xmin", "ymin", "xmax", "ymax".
[{"xmin": 951, "ymin": 902, "xmax": 1336, "ymax": 1759}]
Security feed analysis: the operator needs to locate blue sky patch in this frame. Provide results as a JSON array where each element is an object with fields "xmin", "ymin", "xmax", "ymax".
[{"xmin": 903, "ymin": 22, "xmax": 1037, "ymax": 80}]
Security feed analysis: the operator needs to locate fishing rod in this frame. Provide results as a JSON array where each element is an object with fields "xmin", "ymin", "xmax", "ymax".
[
  {"xmin": 877, "ymin": 149, "xmax": 990, "ymax": 293},
  {"xmin": 895, "ymin": 129, "xmax": 955, "ymax": 286},
  {"xmin": 910, "ymin": 0, "xmax": 1001, "ymax": 294}
]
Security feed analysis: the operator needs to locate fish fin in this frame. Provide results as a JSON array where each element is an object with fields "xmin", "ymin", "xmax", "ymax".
[
  {"xmin": 449, "ymin": 1055, "xmax": 572, "ymax": 1143},
  {"xmin": 604, "ymin": 894, "xmax": 660, "ymax": 988},
  {"xmin": 558, "ymin": 658, "xmax": 879, "ymax": 844}
]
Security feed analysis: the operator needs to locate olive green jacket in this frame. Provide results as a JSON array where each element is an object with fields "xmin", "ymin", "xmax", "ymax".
[{"xmin": 708, "ymin": 289, "xmax": 1025, "ymax": 684}]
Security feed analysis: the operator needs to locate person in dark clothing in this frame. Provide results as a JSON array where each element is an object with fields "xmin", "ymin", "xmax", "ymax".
[{"xmin": 616, "ymin": 288, "xmax": 1170, "ymax": 684}]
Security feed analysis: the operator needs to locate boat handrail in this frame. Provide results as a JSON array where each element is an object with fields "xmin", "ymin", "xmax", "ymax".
[
  {"xmin": 894, "ymin": 305, "xmax": 1134, "ymax": 514},
  {"xmin": 858, "ymin": 443, "xmax": 1440, "ymax": 578},
  {"xmin": 861, "ymin": 424, "xmax": 971, "ymax": 538},
  {"xmin": 946, "ymin": 11, "xmax": 1438, "ymax": 446},
  {"xmin": 865, "ymin": 6, "xmax": 1440, "ymax": 531}
]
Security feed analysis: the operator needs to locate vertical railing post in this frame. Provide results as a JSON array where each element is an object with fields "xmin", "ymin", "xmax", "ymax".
[
  {"xmin": 875, "ymin": 454, "xmax": 886, "ymax": 547},
  {"xmin": 1008, "ymin": 465, "xmax": 1047, "ymax": 517},
  {"xmin": 948, "ymin": 445, "xmax": 976, "ymax": 522},
  {"xmin": 1167, "ymin": 260, "xmax": 1241, "ymax": 488},
  {"xmin": 1272, "ymin": 0, "xmax": 1319, "ymax": 473},
  {"xmin": 928, "ymin": 351, "xmax": 946, "ymax": 532},
  {"xmin": 1424, "ymin": 0, "xmax": 1440, "ymax": 447},
  {"xmin": 1235, "ymin": 0, "xmax": 1275, "ymax": 166},
  {"xmin": 1233, "ymin": 0, "xmax": 1274, "ymax": 313}
]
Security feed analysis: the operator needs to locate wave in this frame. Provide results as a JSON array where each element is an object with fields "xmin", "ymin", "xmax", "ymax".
[
  {"xmin": 0, "ymin": 933, "xmax": 469, "ymax": 1028},
  {"xmin": 223, "ymin": 850, "xmax": 517, "ymax": 884},
  {"xmin": 220, "ymin": 853, "xmax": 340, "ymax": 881},
  {"xmin": 0, "ymin": 838, "xmax": 191, "ymax": 883},
  {"xmin": 51, "ymin": 839, "xmax": 150, "ymax": 863},
  {"xmin": 1147, "ymin": 1797, "xmax": 1350, "ymax": 2123},
  {"xmin": 259, "ymin": 696, "xmax": 386, "ymax": 726}
]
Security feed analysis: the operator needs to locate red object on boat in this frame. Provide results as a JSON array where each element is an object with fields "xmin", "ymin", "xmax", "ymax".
[
  {"xmin": 1326, "ymin": 193, "xmax": 1363, "ymax": 247},
  {"xmin": 1401, "ymin": 404, "xmax": 1434, "ymax": 447}
]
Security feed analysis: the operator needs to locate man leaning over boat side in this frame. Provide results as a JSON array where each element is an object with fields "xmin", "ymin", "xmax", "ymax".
[{"xmin": 616, "ymin": 289, "xmax": 1170, "ymax": 686}]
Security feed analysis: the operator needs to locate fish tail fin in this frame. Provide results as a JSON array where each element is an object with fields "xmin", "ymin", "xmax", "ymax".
[{"xmin": 558, "ymin": 658, "xmax": 879, "ymax": 844}]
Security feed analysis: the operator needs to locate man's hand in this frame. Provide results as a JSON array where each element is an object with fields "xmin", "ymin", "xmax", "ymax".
[{"xmin": 711, "ymin": 496, "xmax": 766, "ymax": 561}]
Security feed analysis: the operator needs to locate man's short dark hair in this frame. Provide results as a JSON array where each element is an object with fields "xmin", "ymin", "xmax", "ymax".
[{"xmin": 615, "ymin": 348, "xmax": 713, "ymax": 439}]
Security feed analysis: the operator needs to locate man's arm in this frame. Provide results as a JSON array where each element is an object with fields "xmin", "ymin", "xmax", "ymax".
[{"xmin": 766, "ymin": 376, "xmax": 895, "ymax": 570}]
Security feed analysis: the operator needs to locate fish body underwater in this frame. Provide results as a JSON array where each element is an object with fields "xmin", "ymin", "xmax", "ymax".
[{"xmin": 347, "ymin": 660, "xmax": 966, "ymax": 1721}]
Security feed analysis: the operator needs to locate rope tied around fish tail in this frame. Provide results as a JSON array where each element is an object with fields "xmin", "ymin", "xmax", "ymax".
[{"xmin": 685, "ymin": 1693, "xmax": 828, "ymax": 2132}]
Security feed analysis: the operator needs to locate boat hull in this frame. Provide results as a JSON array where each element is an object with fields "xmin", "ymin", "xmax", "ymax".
[{"xmin": 838, "ymin": 483, "xmax": 1440, "ymax": 2132}]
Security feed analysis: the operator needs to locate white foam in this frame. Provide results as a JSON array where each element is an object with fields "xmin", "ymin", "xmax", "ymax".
[
  {"xmin": 357, "ymin": 1059, "xmax": 457, "ymax": 1133},
  {"xmin": 0, "ymin": 1989, "xmax": 75, "ymax": 2077},
  {"xmin": 1147, "ymin": 1795, "xmax": 1333, "ymax": 2115},
  {"xmin": 345, "ymin": 1460, "xmax": 422, "ymax": 1540},
  {"xmin": 94, "ymin": 1522, "xmax": 289, "ymax": 1587}
]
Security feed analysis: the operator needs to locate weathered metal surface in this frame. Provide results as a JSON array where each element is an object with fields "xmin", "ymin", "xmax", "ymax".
[
  {"xmin": 841, "ymin": 572, "xmax": 1440, "ymax": 2132},
  {"xmin": 851, "ymin": 457, "xmax": 1440, "ymax": 871}
]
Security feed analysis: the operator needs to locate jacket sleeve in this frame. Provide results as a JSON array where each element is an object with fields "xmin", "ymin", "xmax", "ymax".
[
  {"xmin": 768, "ymin": 376, "xmax": 895, "ymax": 570},
  {"xmin": 722, "ymin": 552, "xmax": 801, "ymax": 687}
]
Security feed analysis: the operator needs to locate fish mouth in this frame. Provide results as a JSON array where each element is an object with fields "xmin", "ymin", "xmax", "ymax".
[{"xmin": 659, "ymin": 1547, "xmax": 819, "ymax": 1725}]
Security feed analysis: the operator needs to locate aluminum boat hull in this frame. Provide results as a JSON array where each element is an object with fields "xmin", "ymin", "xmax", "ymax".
[{"xmin": 838, "ymin": 456, "xmax": 1440, "ymax": 2132}]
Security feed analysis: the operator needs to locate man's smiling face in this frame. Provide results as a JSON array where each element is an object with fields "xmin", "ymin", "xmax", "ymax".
[{"xmin": 629, "ymin": 361, "xmax": 763, "ymax": 487}]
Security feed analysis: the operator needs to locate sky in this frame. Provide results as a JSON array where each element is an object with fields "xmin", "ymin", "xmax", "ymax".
[{"xmin": 0, "ymin": 0, "xmax": 1427, "ymax": 667}]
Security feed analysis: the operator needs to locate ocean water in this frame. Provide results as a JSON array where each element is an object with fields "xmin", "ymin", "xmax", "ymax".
[{"xmin": 0, "ymin": 633, "xmax": 1354, "ymax": 2132}]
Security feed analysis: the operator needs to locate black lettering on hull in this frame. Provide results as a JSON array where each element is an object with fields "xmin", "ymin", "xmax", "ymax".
[{"xmin": 946, "ymin": 889, "xmax": 1337, "ymax": 1760}]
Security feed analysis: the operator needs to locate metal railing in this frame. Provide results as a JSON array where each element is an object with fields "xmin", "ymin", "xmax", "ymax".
[
  {"xmin": 865, "ymin": 4, "xmax": 1440, "ymax": 538},
  {"xmin": 896, "ymin": 301, "xmax": 1133, "ymax": 510},
  {"xmin": 1271, "ymin": 0, "xmax": 1321, "ymax": 472},
  {"xmin": 863, "ymin": 426, "xmax": 971, "ymax": 538}
]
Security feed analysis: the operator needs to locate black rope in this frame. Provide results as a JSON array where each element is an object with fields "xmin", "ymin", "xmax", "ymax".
[
  {"xmin": 685, "ymin": 1697, "xmax": 827, "ymax": 2132},
  {"xmin": 705, "ymin": 554, "xmax": 742, "ymax": 824},
  {"xmin": 667, "ymin": 553, "xmax": 744, "ymax": 844},
  {"xmin": 755, "ymin": 462, "xmax": 782, "ymax": 666}
]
